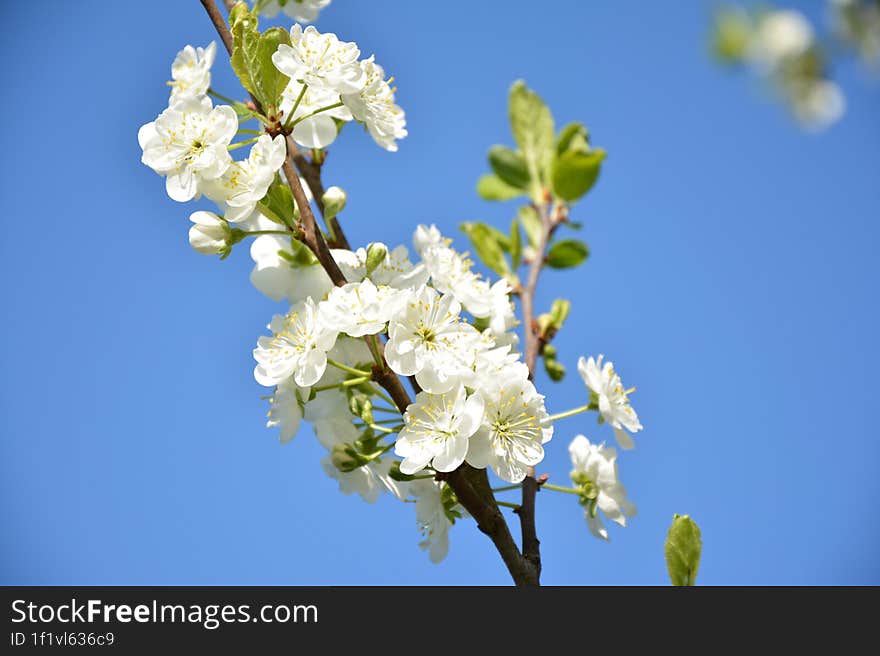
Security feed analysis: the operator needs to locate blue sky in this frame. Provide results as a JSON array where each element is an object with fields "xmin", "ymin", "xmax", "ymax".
[{"xmin": 1, "ymin": 0, "xmax": 877, "ymax": 585}]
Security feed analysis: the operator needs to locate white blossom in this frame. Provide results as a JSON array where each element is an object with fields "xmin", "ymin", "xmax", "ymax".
[
  {"xmin": 200, "ymin": 134, "xmax": 286, "ymax": 222},
  {"xmin": 249, "ymin": 235, "xmax": 333, "ymax": 303},
  {"xmin": 187, "ymin": 210, "xmax": 229, "ymax": 255},
  {"xmin": 169, "ymin": 42, "xmax": 216, "ymax": 102},
  {"xmin": 414, "ymin": 225, "xmax": 496, "ymax": 316},
  {"xmin": 466, "ymin": 378, "xmax": 553, "ymax": 483},
  {"xmin": 568, "ymin": 435, "xmax": 636, "ymax": 541},
  {"xmin": 342, "ymin": 57, "xmax": 407, "ymax": 151},
  {"xmin": 254, "ymin": 298, "xmax": 338, "ymax": 387},
  {"xmin": 395, "ymin": 385, "xmax": 485, "ymax": 474},
  {"xmin": 385, "ymin": 285, "xmax": 481, "ymax": 393},
  {"xmin": 410, "ymin": 479, "xmax": 454, "ymax": 563},
  {"xmin": 272, "ymin": 24, "xmax": 366, "ymax": 96},
  {"xmin": 138, "ymin": 96, "xmax": 237, "ymax": 202},
  {"xmin": 330, "ymin": 243, "xmax": 427, "ymax": 289},
  {"xmin": 749, "ymin": 10, "xmax": 814, "ymax": 69},
  {"xmin": 305, "ymin": 389, "xmax": 358, "ymax": 449},
  {"xmin": 258, "ymin": 0, "xmax": 331, "ymax": 23},
  {"xmin": 413, "ymin": 224, "xmax": 444, "ymax": 254},
  {"xmin": 266, "ymin": 379, "xmax": 304, "ymax": 443},
  {"xmin": 578, "ymin": 355, "xmax": 642, "ymax": 450},
  {"xmin": 791, "ymin": 80, "xmax": 846, "ymax": 131},
  {"xmin": 321, "ymin": 455, "xmax": 407, "ymax": 504},
  {"xmin": 318, "ymin": 279, "xmax": 407, "ymax": 337}
]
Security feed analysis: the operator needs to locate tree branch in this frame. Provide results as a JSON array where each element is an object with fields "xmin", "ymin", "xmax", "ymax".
[
  {"xmin": 516, "ymin": 198, "xmax": 565, "ymax": 584},
  {"xmin": 200, "ymin": 0, "xmax": 234, "ymax": 55}
]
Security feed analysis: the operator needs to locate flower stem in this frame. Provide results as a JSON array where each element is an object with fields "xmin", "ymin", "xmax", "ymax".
[
  {"xmin": 491, "ymin": 484, "xmax": 523, "ymax": 493},
  {"xmin": 372, "ymin": 388, "xmax": 397, "ymax": 408},
  {"xmin": 542, "ymin": 484, "xmax": 582, "ymax": 496},
  {"xmin": 208, "ymin": 87, "xmax": 239, "ymax": 106},
  {"xmin": 311, "ymin": 375, "xmax": 370, "ymax": 393},
  {"xmin": 236, "ymin": 128, "xmax": 263, "ymax": 135},
  {"xmin": 282, "ymin": 83, "xmax": 309, "ymax": 132},
  {"xmin": 547, "ymin": 403, "xmax": 594, "ymax": 423},
  {"xmin": 367, "ymin": 423, "xmax": 396, "ymax": 435},
  {"xmin": 496, "ymin": 500, "xmax": 521, "ymax": 510},
  {"xmin": 365, "ymin": 335, "xmax": 385, "ymax": 370},
  {"xmin": 289, "ymin": 101, "xmax": 345, "ymax": 129},
  {"xmin": 371, "ymin": 406, "xmax": 402, "ymax": 415},
  {"xmin": 327, "ymin": 359, "xmax": 372, "ymax": 377},
  {"xmin": 341, "ymin": 376, "xmax": 371, "ymax": 388},
  {"xmin": 228, "ymin": 137, "xmax": 259, "ymax": 151}
]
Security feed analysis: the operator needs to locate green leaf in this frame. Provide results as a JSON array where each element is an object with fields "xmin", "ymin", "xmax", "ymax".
[
  {"xmin": 477, "ymin": 174, "xmax": 524, "ymax": 201},
  {"xmin": 487, "ymin": 145, "xmax": 530, "ymax": 189},
  {"xmin": 228, "ymin": 1, "xmax": 251, "ymax": 27},
  {"xmin": 551, "ymin": 148, "xmax": 605, "ymax": 203},
  {"xmin": 260, "ymin": 177, "xmax": 298, "ymax": 229},
  {"xmin": 518, "ymin": 205, "xmax": 542, "ymax": 248},
  {"xmin": 556, "ymin": 122, "xmax": 590, "ymax": 156},
  {"xmin": 508, "ymin": 80, "xmax": 555, "ymax": 193},
  {"xmin": 460, "ymin": 222, "xmax": 510, "ymax": 277},
  {"xmin": 665, "ymin": 514, "xmax": 702, "ymax": 586},
  {"xmin": 509, "ymin": 217, "xmax": 522, "ymax": 271},
  {"xmin": 546, "ymin": 239, "xmax": 589, "ymax": 269},
  {"xmin": 230, "ymin": 10, "xmax": 261, "ymax": 100},
  {"xmin": 255, "ymin": 27, "xmax": 291, "ymax": 112}
]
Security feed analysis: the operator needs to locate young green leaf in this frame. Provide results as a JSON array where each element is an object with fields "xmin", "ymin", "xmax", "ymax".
[
  {"xmin": 546, "ymin": 239, "xmax": 589, "ymax": 268},
  {"xmin": 477, "ymin": 174, "xmax": 525, "ymax": 201},
  {"xmin": 551, "ymin": 148, "xmax": 605, "ymax": 203},
  {"xmin": 255, "ymin": 27, "xmax": 292, "ymax": 112},
  {"xmin": 665, "ymin": 514, "xmax": 702, "ymax": 586},
  {"xmin": 508, "ymin": 80, "xmax": 555, "ymax": 193},
  {"xmin": 230, "ymin": 8, "xmax": 260, "ymax": 97},
  {"xmin": 260, "ymin": 177, "xmax": 298, "ymax": 229},
  {"xmin": 487, "ymin": 145, "xmax": 531, "ymax": 189},
  {"xmin": 460, "ymin": 222, "xmax": 511, "ymax": 277},
  {"xmin": 556, "ymin": 121, "xmax": 590, "ymax": 156}
]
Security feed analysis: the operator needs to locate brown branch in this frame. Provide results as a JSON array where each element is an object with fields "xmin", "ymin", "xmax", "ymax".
[
  {"xmin": 516, "ymin": 198, "xmax": 565, "ymax": 585},
  {"xmin": 200, "ymin": 0, "xmax": 536, "ymax": 586},
  {"xmin": 200, "ymin": 0, "xmax": 234, "ymax": 55}
]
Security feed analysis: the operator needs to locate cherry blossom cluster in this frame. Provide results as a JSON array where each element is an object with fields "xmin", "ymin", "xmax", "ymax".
[
  {"xmin": 137, "ymin": 8, "xmax": 645, "ymax": 564},
  {"xmin": 139, "ymin": 21, "xmax": 405, "ymax": 206}
]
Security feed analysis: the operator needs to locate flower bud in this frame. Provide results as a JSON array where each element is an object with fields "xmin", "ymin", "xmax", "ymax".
[
  {"xmin": 188, "ymin": 211, "xmax": 232, "ymax": 256},
  {"xmin": 330, "ymin": 443, "xmax": 369, "ymax": 473},
  {"xmin": 365, "ymin": 242, "xmax": 388, "ymax": 275},
  {"xmin": 322, "ymin": 186, "xmax": 347, "ymax": 219}
]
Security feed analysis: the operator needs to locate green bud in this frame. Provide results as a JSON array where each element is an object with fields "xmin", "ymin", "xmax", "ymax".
[
  {"xmin": 549, "ymin": 298, "xmax": 571, "ymax": 327},
  {"xmin": 329, "ymin": 443, "xmax": 371, "ymax": 473},
  {"xmin": 322, "ymin": 186, "xmax": 347, "ymax": 219},
  {"xmin": 365, "ymin": 243, "xmax": 388, "ymax": 275},
  {"xmin": 440, "ymin": 484, "xmax": 463, "ymax": 524},
  {"xmin": 388, "ymin": 461, "xmax": 418, "ymax": 482},
  {"xmin": 665, "ymin": 514, "xmax": 702, "ymax": 586},
  {"xmin": 348, "ymin": 392, "xmax": 374, "ymax": 425},
  {"xmin": 544, "ymin": 357, "xmax": 566, "ymax": 382}
]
